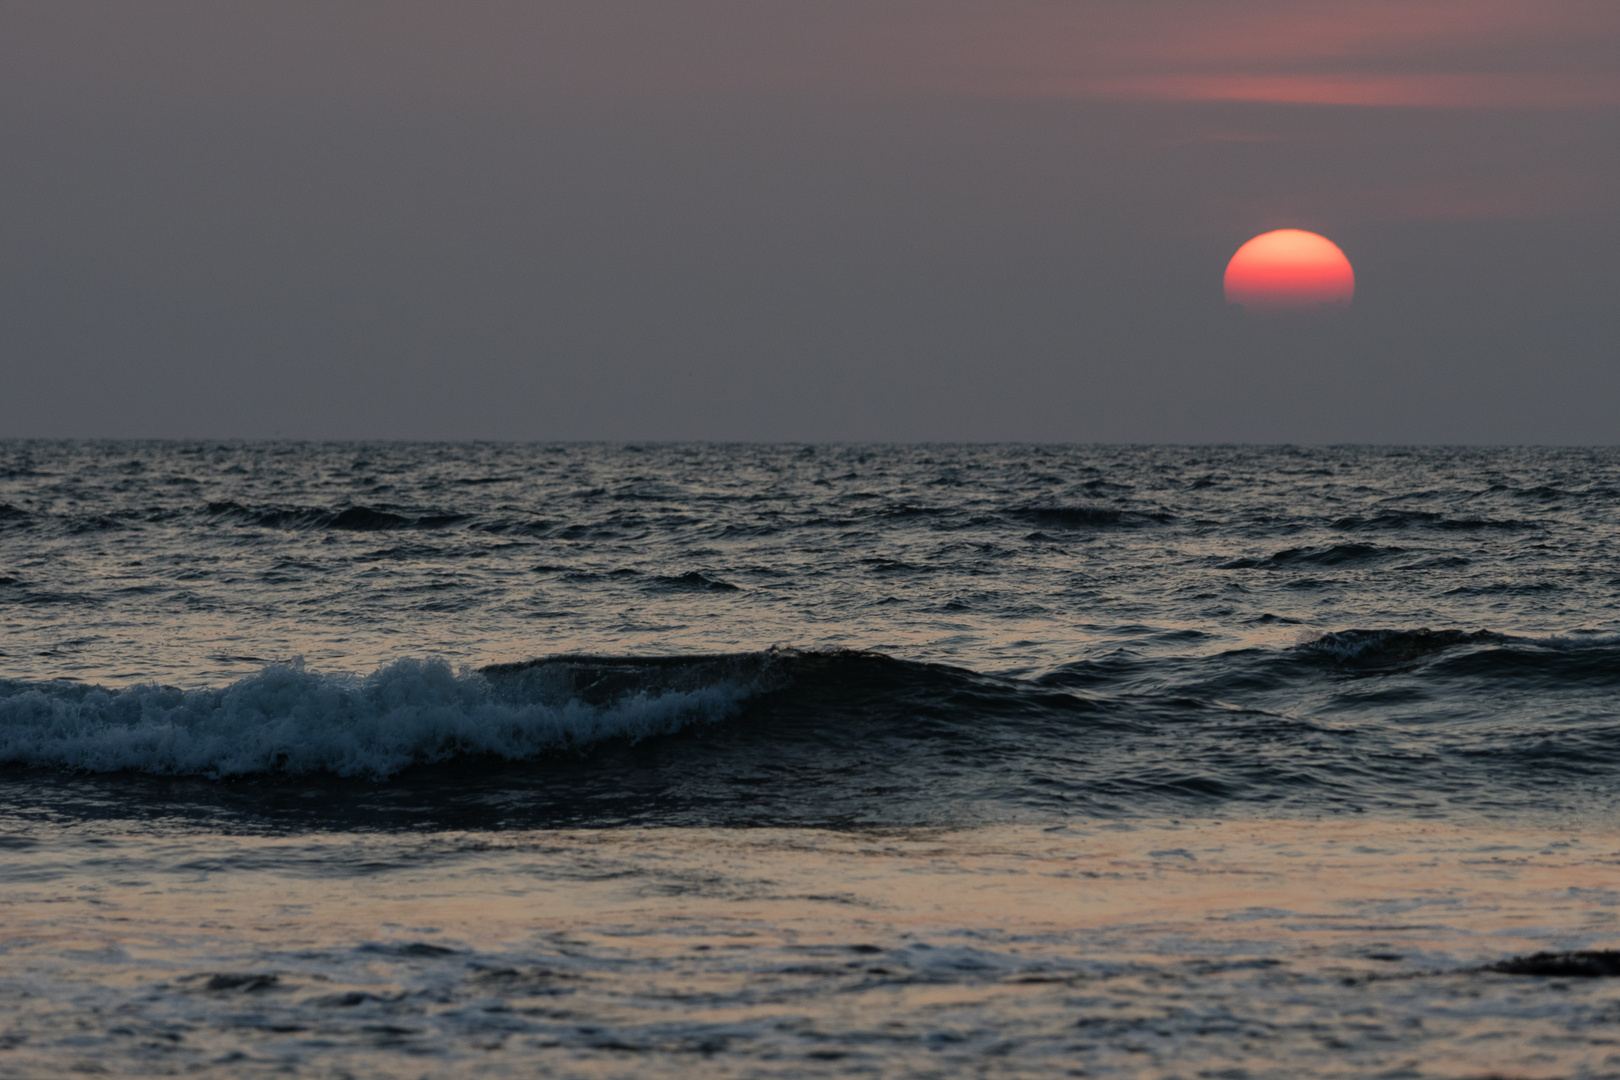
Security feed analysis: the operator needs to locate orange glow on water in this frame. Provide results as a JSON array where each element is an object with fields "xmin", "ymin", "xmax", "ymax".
[{"xmin": 1224, "ymin": 229, "xmax": 1355, "ymax": 314}]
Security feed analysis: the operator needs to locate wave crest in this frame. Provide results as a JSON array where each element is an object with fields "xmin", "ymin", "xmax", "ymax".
[
  {"xmin": 1296, "ymin": 628, "xmax": 1501, "ymax": 667},
  {"xmin": 0, "ymin": 655, "xmax": 769, "ymax": 779}
]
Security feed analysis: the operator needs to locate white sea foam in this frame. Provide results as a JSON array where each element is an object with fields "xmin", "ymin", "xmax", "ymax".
[{"xmin": 0, "ymin": 658, "xmax": 758, "ymax": 778}]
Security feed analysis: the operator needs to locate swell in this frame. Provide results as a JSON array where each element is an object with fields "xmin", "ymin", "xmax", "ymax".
[
  {"xmin": 206, "ymin": 502, "xmax": 471, "ymax": 531},
  {"xmin": 0, "ymin": 654, "xmax": 771, "ymax": 780},
  {"xmin": 2, "ymin": 498, "xmax": 1183, "ymax": 538},
  {"xmin": 5, "ymin": 634, "xmax": 1620, "ymax": 794},
  {"xmin": 1292, "ymin": 627, "xmax": 1620, "ymax": 679}
]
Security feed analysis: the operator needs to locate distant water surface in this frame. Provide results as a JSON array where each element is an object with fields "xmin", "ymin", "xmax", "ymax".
[{"xmin": 4, "ymin": 442, "xmax": 1618, "ymax": 686}]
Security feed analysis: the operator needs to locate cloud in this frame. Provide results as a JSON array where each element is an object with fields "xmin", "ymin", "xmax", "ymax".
[
  {"xmin": 947, "ymin": 0, "xmax": 1620, "ymax": 108},
  {"xmin": 2, "ymin": 1, "xmax": 1615, "ymax": 109},
  {"xmin": 1043, "ymin": 73, "xmax": 1620, "ymax": 110}
]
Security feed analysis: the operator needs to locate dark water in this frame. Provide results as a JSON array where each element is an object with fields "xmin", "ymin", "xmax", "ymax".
[
  {"xmin": 3, "ymin": 441, "xmax": 1619, "ymax": 828},
  {"xmin": 6, "ymin": 443, "xmax": 1620, "ymax": 1078}
]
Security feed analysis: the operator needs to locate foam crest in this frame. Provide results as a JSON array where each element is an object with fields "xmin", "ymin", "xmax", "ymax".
[{"xmin": 0, "ymin": 657, "xmax": 762, "ymax": 779}]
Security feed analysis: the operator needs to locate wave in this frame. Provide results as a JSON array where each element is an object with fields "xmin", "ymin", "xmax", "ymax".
[
  {"xmin": 0, "ymin": 654, "xmax": 772, "ymax": 779},
  {"xmin": 6, "ymin": 636, "xmax": 1620, "ymax": 818},
  {"xmin": 1296, "ymin": 628, "xmax": 1503, "ymax": 667},
  {"xmin": 648, "ymin": 571, "xmax": 741, "ymax": 592},
  {"xmin": 0, "ymin": 649, "xmax": 1115, "ymax": 788},
  {"xmin": 1293, "ymin": 627, "xmax": 1620, "ymax": 676},
  {"xmin": 1330, "ymin": 510, "xmax": 1540, "ymax": 532},
  {"xmin": 206, "ymin": 502, "xmax": 469, "ymax": 531},
  {"xmin": 1221, "ymin": 543, "xmax": 1402, "ymax": 569},
  {"xmin": 1009, "ymin": 505, "xmax": 1171, "ymax": 529}
]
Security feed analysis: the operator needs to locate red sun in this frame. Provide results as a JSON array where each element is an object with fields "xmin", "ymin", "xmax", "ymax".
[{"xmin": 1224, "ymin": 229, "xmax": 1355, "ymax": 314}]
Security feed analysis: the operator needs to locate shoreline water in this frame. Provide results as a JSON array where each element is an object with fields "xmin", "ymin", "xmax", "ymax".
[{"xmin": 5, "ymin": 818, "xmax": 1619, "ymax": 1076}]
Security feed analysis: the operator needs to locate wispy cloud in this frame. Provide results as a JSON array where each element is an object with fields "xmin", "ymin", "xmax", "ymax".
[
  {"xmin": 1047, "ymin": 73, "xmax": 1620, "ymax": 109},
  {"xmin": 933, "ymin": 0, "xmax": 1620, "ymax": 108},
  {"xmin": 3, "ymin": 1, "xmax": 1615, "ymax": 109}
]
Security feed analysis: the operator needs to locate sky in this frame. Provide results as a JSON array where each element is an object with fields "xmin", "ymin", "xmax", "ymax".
[{"xmin": 0, "ymin": 1, "xmax": 1616, "ymax": 443}]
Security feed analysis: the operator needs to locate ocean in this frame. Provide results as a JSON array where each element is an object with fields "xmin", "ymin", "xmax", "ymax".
[{"xmin": 3, "ymin": 441, "xmax": 1620, "ymax": 1077}]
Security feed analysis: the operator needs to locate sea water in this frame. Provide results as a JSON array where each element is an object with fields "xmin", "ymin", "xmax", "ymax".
[{"xmin": 3, "ymin": 442, "xmax": 1620, "ymax": 1076}]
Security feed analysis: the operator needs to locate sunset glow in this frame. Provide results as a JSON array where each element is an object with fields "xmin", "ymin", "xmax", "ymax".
[{"xmin": 1224, "ymin": 229, "xmax": 1356, "ymax": 313}]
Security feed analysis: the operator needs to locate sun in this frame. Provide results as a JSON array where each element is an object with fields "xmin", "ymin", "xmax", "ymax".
[{"xmin": 1224, "ymin": 229, "xmax": 1355, "ymax": 314}]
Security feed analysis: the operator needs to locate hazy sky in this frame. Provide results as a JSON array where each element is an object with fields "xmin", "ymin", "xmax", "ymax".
[{"xmin": 2, "ymin": 1, "xmax": 1616, "ymax": 442}]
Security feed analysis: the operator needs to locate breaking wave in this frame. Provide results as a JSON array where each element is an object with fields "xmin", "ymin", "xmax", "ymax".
[
  {"xmin": 5, "ymin": 634, "xmax": 1620, "ymax": 826},
  {"xmin": 0, "ymin": 654, "xmax": 773, "ymax": 779}
]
